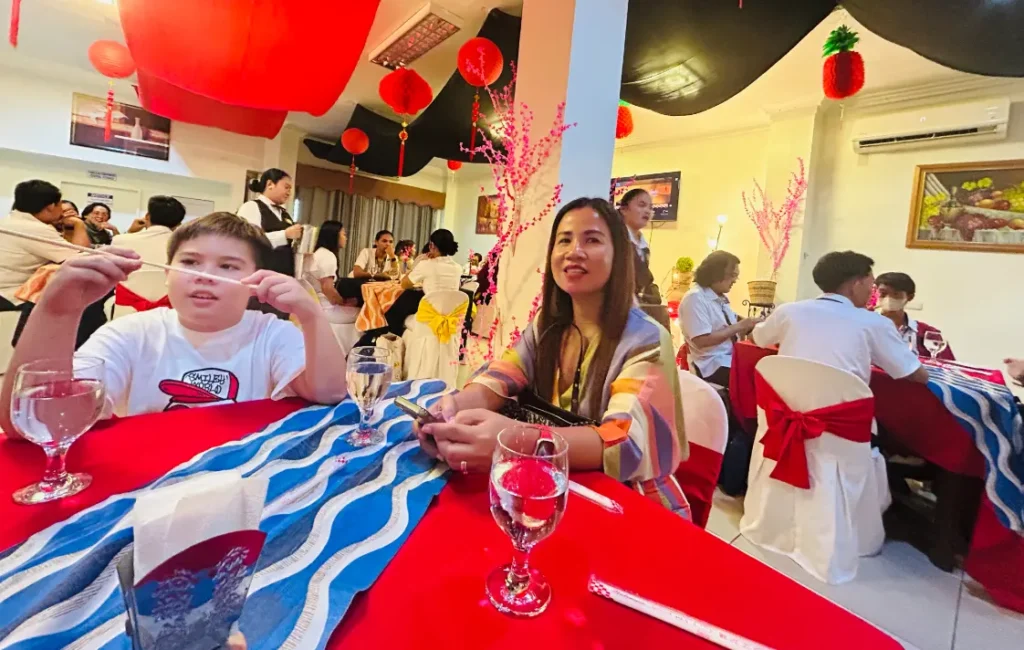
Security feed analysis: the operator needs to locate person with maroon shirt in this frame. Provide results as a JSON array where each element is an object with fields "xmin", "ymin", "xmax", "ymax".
[{"xmin": 875, "ymin": 272, "xmax": 955, "ymax": 361}]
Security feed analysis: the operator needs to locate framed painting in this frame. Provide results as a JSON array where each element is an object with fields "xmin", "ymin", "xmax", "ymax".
[
  {"xmin": 70, "ymin": 93, "xmax": 171, "ymax": 161},
  {"xmin": 476, "ymin": 194, "xmax": 499, "ymax": 235},
  {"xmin": 907, "ymin": 160, "xmax": 1024, "ymax": 254}
]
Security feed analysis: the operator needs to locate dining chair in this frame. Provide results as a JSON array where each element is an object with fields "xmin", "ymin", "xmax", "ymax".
[
  {"xmin": 402, "ymin": 290, "xmax": 469, "ymax": 388},
  {"xmin": 739, "ymin": 355, "xmax": 889, "ymax": 584},
  {"xmin": 673, "ymin": 368, "xmax": 729, "ymax": 528},
  {"xmin": 112, "ymin": 269, "xmax": 169, "ymax": 319}
]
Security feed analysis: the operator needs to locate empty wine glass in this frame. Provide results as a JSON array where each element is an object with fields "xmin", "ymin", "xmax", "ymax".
[
  {"xmin": 346, "ymin": 346, "xmax": 392, "ymax": 447},
  {"xmin": 10, "ymin": 358, "xmax": 106, "ymax": 504},
  {"xmin": 923, "ymin": 331, "xmax": 948, "ymax": 360},
  {"xmin": 486, "ymin": 425, "xmax": 569, "ymax": 617}
]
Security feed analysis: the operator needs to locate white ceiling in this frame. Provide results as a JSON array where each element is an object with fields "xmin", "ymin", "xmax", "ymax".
[{"xmin": 0, "ymin": 2, "xmax": 994, "ymax": 150}]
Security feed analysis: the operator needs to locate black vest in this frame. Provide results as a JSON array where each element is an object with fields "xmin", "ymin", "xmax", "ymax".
[
  {"xmin": 255, "ymin": 200, "xmax": 295, "ymax": 276},
  {"xmin": 633, "ymin": 245, "xmax": 671, "ymax": 331}
]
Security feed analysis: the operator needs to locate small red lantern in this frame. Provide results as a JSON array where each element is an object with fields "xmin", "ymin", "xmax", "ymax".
[
  {"xmin": 88, "ymin": 40, "xmax": 136, "ymax": 143},
  {"xmin": 615, "ymin": 102, "xmax": 634, "ymax": 140},
  {"xmin": 457, "ymin": 37, "xmax": 503, "ymax": 160},
  {"xmin": 341, "ymin": 128, "xmax": 370, "ymax": 193},
  {"xmin": 822, "ymin": 25, "xmax": 865, "ymax": 100},
  {"xmin": 378, "ymin": 67, "xmax": 433, "ymax": 177},
  {"xmin": 9, "ymin": 0, "xmax": 21, "ymax": 47},
  {"xmin": 447, "ymin": 160, "xmax": 463, "ymax": 172}
]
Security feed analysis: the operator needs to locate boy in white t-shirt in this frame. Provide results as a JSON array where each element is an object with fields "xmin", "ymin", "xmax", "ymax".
[{"xmin": 0, "ymin": 212, "xmax": 348, "ymax": 436}]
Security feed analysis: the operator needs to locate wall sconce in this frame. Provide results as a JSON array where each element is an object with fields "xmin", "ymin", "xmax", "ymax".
[{"xmin": 711, "ymin": 214, "xmax": 727, "ymax": 251}]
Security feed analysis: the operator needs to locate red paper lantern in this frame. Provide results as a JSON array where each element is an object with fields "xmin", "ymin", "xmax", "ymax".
[
  {"xmin": 447, "ymin": 160, "xmax": 463, "ymax": 171},
  {"xmin": 615, "ymin": 103, "xmax": 634, "ymax": 140},
  {"xmin": 378, "ymin": 67, "xmax": 433, "ymax": 177},
  {"xmin": 341, "ymin": 128, "xmax": 370, "ymax": 193},
  {"xmin": 88, "ymin": 40, "xmax": 137, "ymax": 144},
  {"xmin": 457, "ymin": 37, "xmax": 503, "ymax": 160},
  {"xmin": 822, "ymin": 25, "xmax": 865, "ymax": 100},
  {"xmin": 118, "ymin": 0, "xmax": 380, "ymax": 115},
  {"xmin": 9, "ymin": 0, "xmax": 21, "ymax": 47}
]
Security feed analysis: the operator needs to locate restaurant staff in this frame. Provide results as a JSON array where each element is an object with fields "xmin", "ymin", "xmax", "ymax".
[
  {"xmin": 618, "ymin": 188, "xmax": 671, "ymax": 331},
  {"xmin": 237, "ymin": 168, "xmax": 303, "ymax": 277}
]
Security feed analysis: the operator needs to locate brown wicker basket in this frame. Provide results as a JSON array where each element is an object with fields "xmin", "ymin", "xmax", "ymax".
[{"xmin": 747, "ymin": 280, "xmax": 777, "ymax": 305}]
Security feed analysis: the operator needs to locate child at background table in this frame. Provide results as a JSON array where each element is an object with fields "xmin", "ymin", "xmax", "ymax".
[
  {"xmin": 875, "ymin": 272, "xmax": 955, "ymax": 361},
  {"xmin": 0, "ymin": 212, "xmax": 348, "ymax": 436}
]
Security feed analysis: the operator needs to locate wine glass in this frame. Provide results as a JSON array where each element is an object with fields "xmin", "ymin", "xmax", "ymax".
[
  {"xmin": 486, "ymin": 425, "xmax": 569, "ymax": 617},
  {"xmin": 923, "ymin": 331, "xmax": 948, "ymax": 361},
  {"xmin": 10, "ymin": 358, "xmax": 106, "ymax": 504},
  {"xmin": 346, "ymin": 346, "xmax": 392, "ymax": 447}
]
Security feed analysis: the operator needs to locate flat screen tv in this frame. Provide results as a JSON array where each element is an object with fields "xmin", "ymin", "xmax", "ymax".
[{"xmin": 611, "ymin": 171, "xmax": 681, "ymax": 222}]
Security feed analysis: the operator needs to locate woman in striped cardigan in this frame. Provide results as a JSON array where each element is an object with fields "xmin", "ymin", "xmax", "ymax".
[{"xmin": 415, "ymin": 197, "xmax": 690, "ymax": 518}]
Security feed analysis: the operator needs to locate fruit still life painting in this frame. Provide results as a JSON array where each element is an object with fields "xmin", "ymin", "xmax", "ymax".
[{"xmin": 907, "ymin": 160, "xmax": 1024, "ymax": 254}]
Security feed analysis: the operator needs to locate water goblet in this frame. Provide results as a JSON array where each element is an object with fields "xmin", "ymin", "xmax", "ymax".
[
  {"xmin": 486, "ymin": 425, "xmax": 569, "ymax": 617},
  {"xmin": 10, "ymin": 358, "xmax": 106, "ymax": 505},
  {"xmin": 923, "ymin": 330, "xmax": 948, "ymax": 361},
  {"xmin": 346, "ymin": 346, "xmax": 393, "ymax": 447}
]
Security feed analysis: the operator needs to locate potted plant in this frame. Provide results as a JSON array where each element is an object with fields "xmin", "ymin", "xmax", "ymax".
[
  {"xmin": 664, "ymin": 256, "xmax": 694, "ymax": 303},
  {"xmin": 742, "ymin": 158, "xmax": 807, "ymax": 305}
]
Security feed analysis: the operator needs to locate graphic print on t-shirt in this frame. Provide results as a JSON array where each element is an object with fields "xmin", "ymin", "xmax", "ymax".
[{"xmin": 158, "ymin": 368, "xmax": 240, "ymax": 411}]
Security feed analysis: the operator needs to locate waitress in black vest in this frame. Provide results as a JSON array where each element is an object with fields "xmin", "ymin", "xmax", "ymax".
[
  {"xmin": 618, "ymin": 188, "xmax": 671, "ymax": 331},
  {"xmin": 237, "ymin": 168, "xmax": 303, "ymax": 277}
]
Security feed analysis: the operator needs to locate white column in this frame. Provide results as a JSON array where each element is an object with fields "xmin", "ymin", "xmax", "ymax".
[{"xmin": 495, "ymin": 0, "xmax": 628, "ymax": 347}]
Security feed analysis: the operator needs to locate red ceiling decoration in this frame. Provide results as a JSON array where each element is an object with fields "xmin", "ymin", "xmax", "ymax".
[
  {"xmin": 615, "ymin": 103, "xmax": 634, "ymax": 140},
  {"xmin": 117, "ymin": 0, "xmax": 381, "ymax": 137},
  {"xmin": 341, "ymin": 128, "xmax": 370, "ymax": 193},
  {"xmin": 456, "ymin": 37, "xmax": 503, "ymax": 160},
  {"xmin": 447, "ymin": 159, "xmax": 462, "ymax": 171},
  {"xmin": 88, "ymin": 40, "xmax": 136, "ymax": 143},
  {"xmin": 378, "ymin": 67, "xmax": 433, "ymax": 177}
]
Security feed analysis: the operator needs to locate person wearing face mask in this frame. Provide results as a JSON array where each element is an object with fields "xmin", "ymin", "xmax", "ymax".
[
  {"xmin": 617, "ymin": 188, "xmax": 671, "ymax": 331},
  {"xmin": 236, "ymin": 168, "xmax": 303, "ymax": 278},
  {"xmin": 875, "ymin": 272, "xmax": 954, "ymax": 361},
  {"xmin": 679, "ymin": 251, "xmax": 760, "ymax": 385}
]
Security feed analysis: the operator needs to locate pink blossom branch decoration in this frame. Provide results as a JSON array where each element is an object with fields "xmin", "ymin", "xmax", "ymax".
[{"xmin": 742, "ymin": 157, "xmax": 807, "ymax": 281}]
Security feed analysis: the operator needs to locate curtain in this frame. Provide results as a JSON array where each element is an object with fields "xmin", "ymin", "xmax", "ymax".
[{"xmin": 295, "ymin": 187, "xmax": 438, "ymax": 274}]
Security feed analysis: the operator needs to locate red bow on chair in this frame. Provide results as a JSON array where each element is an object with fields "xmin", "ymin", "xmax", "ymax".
[
  {"xmin": 115, "ymin": 284, "xmax": 171, "ymax": 312},
  {"xmin": 753, "ymin": 371, "xmax": 874, "ymax": 489}
]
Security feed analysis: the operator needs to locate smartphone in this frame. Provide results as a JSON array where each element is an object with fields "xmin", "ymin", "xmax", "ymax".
[{"xmin": 395, "ymin": 396, "xmax": 439, "ymax": 425}]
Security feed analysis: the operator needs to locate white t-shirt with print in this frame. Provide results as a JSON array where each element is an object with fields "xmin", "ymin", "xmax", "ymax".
[
  {"xmin": 408, "ymin": 256, "xmax": 463, "ymax": 295},
  {"xmin": 76, "ymin": 308, "xmax": 306, "ymax": 417}
]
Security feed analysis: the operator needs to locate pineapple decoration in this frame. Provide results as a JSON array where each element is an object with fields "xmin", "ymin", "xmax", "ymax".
[{"xmin": 822, "ymin": 25, "xmax": 865, "ymax": 100}]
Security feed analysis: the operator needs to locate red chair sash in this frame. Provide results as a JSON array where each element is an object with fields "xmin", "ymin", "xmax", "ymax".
[
  {"xmin": 754, "ymin": 371, "xmax": 874, "ymax": 489},
  {"xmin": 115, "ymin": 284, "xmax": 171, "ymax": 312}
]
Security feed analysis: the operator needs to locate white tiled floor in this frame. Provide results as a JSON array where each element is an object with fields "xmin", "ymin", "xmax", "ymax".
[{"xmin": 706, "ymin": 490, "xmax": 1023, "ymax": 650}]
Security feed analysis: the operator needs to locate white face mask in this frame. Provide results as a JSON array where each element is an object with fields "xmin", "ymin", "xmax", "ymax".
[{"xmin": 878, "ymin": 296, "xmax": 907, "ymax": 313}]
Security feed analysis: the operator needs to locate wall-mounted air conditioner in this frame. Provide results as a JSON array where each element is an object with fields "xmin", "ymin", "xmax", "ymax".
[{"xmin": 852, "ymin": 98, "xmax": 1010, "ymax": 154}]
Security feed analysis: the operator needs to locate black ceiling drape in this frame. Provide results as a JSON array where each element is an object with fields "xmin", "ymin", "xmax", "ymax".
[{"xmin": 307, "ymin": 1, "xmax": 1024, "ymax": 177}]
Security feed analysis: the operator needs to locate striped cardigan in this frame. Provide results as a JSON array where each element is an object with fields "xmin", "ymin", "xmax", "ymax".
[{"xmin": 471, "ymin": 308, "xmax": 691, "ymax": 517}]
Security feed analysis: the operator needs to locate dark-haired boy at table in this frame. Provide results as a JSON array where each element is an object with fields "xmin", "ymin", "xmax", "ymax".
[
  {"xmin": 875, "ymin": 271, "xmax": 955, "ymax": 362},
  {"xmin": 0, "ymin": 212, "xmax": 348, "ymax": 439},
  {"xmin": 752, "ymin": 251, "xmax": 929, "ymax": 385}
]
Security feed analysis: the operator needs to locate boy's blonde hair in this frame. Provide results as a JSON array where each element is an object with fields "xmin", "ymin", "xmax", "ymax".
[{"xmin": 167, "ymin": 212, "xmax": 272, "ymax": 268}]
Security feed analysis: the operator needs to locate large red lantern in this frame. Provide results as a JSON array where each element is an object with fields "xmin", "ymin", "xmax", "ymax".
[
  {"xmin": 822, "ymin": 25, "xmax": 865, "ymax": 100},
  {"xmin": 615, "ymin": 103, "xmax": 634, "ymax": 140},
  {"xmin": 447, "ymin": 160, "xmax": 463, "ymax": 172},
  {"xmin": 118, "ymin": 0, "xmax": 380, "ymax": 116},
  {"xmin": 341, "ymin": 128, "xmax": 370, "ymax": 193},
  {"xmin": 378, "ymin": 67, "xmax": 433, "ymax": 177},
  {"xmin": 457, "ymin": 37, "xmax": 503, "ymax": 160},
  {"xmin": 88, "ymin": 40, "xmax": 136, "ymax": 143}
]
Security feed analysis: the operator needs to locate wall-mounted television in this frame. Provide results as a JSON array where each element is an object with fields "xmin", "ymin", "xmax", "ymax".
[{"xmin": 611, "ymin": 171, "xmax": 681, "ymax": 222}]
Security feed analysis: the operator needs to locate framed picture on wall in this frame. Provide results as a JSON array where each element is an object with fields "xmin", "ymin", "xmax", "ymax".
[
  {"xmin": 476, "ymin": 194, "xmax": 499, "ymax": 234},
  {"xmin": 907, "ymin": 160, "xmax": 1024, "ymax": 254},
  {"xmin": 70, "ymin": 93, "xmax": 171, "ymax": 161},
  {"xmin": 244, "ymin": 170, "xmax": 261, "ymax": 204}
]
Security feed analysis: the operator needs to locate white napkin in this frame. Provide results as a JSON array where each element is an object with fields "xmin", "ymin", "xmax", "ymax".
[{"xmin": 132, "ymin": 471, "xmax": 268, "ymax": 581}]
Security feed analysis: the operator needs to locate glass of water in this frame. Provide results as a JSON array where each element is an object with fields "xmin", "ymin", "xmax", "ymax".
[
  {"xmin": 10, "ymin": 358, "xmax": 106, "ymax": 504},
  {"xmin": 486, "ymin": 425, "xmax": 569, "ymax": 617},
  {"xmin": 346, "ymin": 346, "xmax": 392, "ymax": 447},
  {"xmin": 923, "ymin": 330, "xmax": 948, "ymax": 361}
]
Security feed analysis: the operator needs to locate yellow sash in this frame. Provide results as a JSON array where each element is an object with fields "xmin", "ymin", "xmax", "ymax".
[{"xmin": 416, "ymin": 301, "xmax": 468, "ymax": 344}]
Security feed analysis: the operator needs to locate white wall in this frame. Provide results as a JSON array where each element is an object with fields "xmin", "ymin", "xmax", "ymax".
[{"xmin": 0, "ymin": 65, "xmax": 269, "ymax": 224}]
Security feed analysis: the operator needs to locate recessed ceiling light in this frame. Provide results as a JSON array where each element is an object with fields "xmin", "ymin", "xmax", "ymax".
[
  {"xmin": 625, "ymin": 62, "xmax": 706, "ymax": 101},
  {"xmin": 368, "ymin": 2, "xmax": 462, "ymax": 70}
]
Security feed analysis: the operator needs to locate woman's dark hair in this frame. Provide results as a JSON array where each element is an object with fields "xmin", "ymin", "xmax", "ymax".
[
  {"xmin": 396, "ymin": 239, "xmax": 415, "ymax": 256},
  {"xmin": 13, "ymin": 180, "xmax": 61, "ymax": 215},
  {"xmin": 533, "ymin": 197, "xmax": 635, "ymax": 420},
  {"xmin": 61, "ymin": 200, "xmax": 79, "ymax": 213},
  {"xmin": 421, "ymin": 242, "xmax": 431, "ymax": 254},
  {"xmin": 618, "ymin": 188, "xmax": 650, "ymax": 209},
  {"xmin": 694, "ymin": 251, "xmax": 741, "ymax": 288},
  {"xmin": 374, "ymin": 229, "xmax": 393, "ymax": 242},
  {"xmin": 248, "ymin": 168, "xmax": 291, "ymax": 194},
  {"xmin": 813, "ymin": 251, "xmax": 874, "ymax": 293},
  {"xmin": 875, "ymin": 272, "xmax": 916, "ymax": 297},
  {"xmin": 428, "ymin": 229, "xmax": 459, "ymax": 257},
  {"xmin": 82, "ymin": 202, "xmax": 112, "ymax": 219},
  {"xmin": 148, "ymin": 196, "xmax": 186, "ymax": 229},
  {"xmin": 316, "ymin": 220, "xmax": 345, "ymax": 255}
]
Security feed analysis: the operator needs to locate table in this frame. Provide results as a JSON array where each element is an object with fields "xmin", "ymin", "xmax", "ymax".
[
  {"xmin": 729, "ymin": 341, "xmax": 1024, "ymax": 613},
  {"xmin": 1, "ymin": 399, "xmax": 901, "ymax": 649}
]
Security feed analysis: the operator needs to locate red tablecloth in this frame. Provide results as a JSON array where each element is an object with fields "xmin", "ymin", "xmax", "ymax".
[
  {"xmin": 728, "ymin": 342, "xmax": 1024, "ymax": 613},
  {"xmin": 0, "ymin": 400, "xmax": 901, "ymax": 649}
]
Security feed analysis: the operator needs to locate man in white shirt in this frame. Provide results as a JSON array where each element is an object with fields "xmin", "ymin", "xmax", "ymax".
[
  {"xmin": 0, "ymin": 180, "xmax": 90, "ymax": 306},
  {"xmin": 679, "ymin": 251, "xmax": 759, "ymax": 385},
  {"xmin": 112, "ymin": 196, "xmax": 186, "ymax": 265},
  {"xmin": 752, "ymin": 251, "xmax": 928, "ymax": 385}
]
